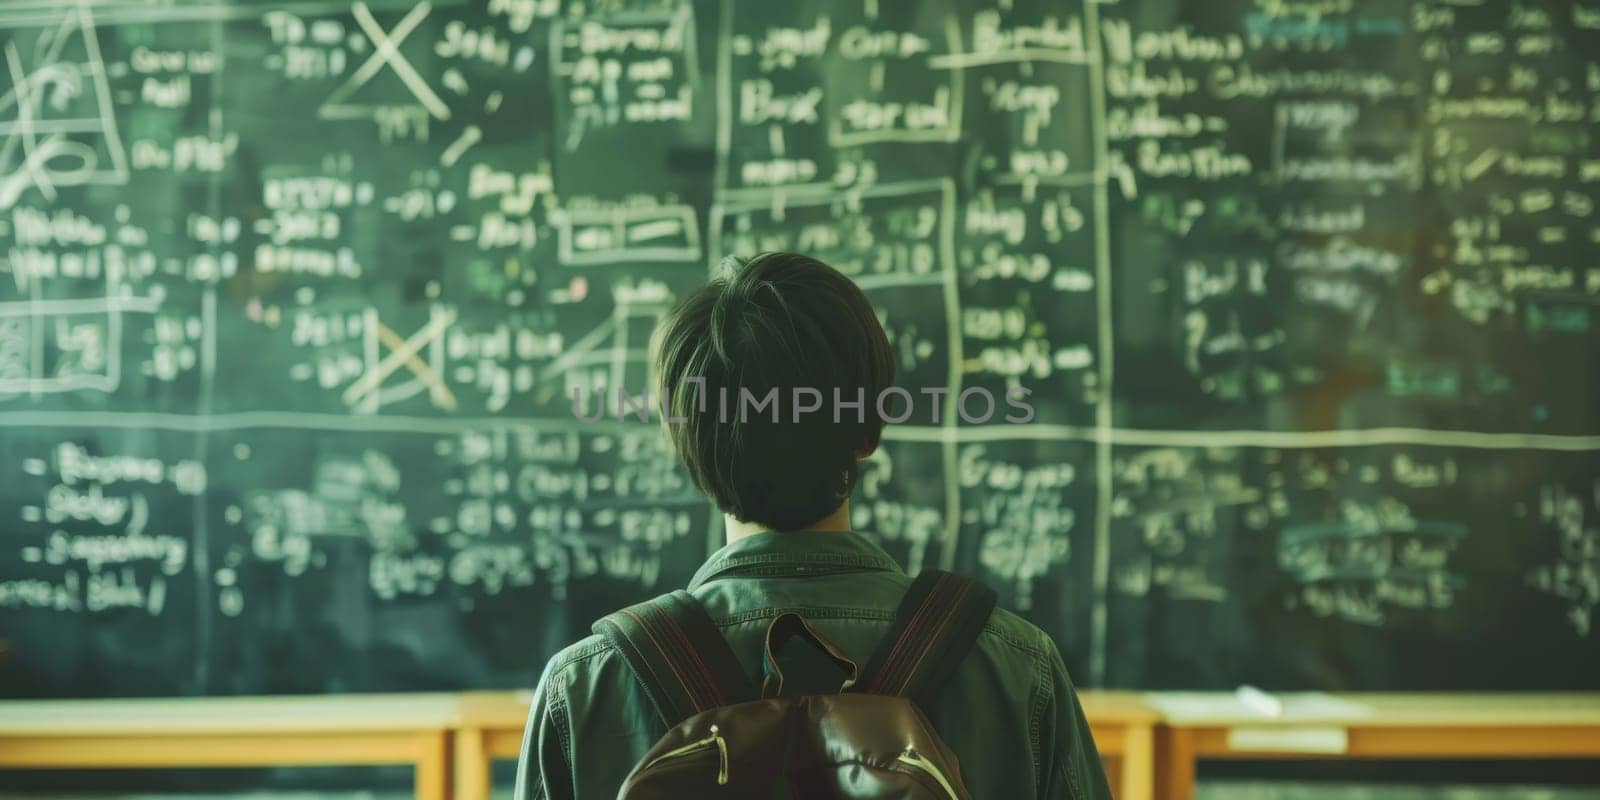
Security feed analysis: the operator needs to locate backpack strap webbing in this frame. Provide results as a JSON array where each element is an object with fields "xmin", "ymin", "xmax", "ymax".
[
  {"xmin": 856, "ymin": 569, "xmax": 997, "ymax": 707},
  {"xmin": 593, "ymin": 590, "xmax": 758, "ymax": 728}
]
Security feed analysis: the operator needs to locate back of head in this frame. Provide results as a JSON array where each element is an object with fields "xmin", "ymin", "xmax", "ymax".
[{"xmin": 652, "ymin": 252, "xmax": 895, "ymax": 531}]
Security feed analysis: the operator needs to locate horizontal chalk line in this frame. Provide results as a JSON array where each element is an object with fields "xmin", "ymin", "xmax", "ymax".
[
  {"xmin": 0, "ymin": 412, "xmax": 1595, "ymax": 450},
  {"xmin": 883, "ymin": 424, "xmax": 1600, "ymax": 451}
]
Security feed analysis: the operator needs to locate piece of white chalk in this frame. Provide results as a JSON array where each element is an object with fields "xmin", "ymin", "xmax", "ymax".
[{"xmin": 1235, "ymin": 684, "xmax": 1283, "ymax": 717}]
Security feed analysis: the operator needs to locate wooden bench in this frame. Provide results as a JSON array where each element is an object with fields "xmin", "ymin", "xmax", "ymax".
[
  {"xmin": 451, "ymin": 689, "xmax": 1163, "ymax": 800},
  {"xmin": 0, "ymin": 694, "xmax": 457, "ymax": 800},
  {"xmin": 1145, "ymin": 692, "xmax": 1600, "ymax": 800}
]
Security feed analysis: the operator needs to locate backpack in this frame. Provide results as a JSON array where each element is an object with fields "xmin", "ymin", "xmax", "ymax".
[{"xmin": 594, "ymin": 569, "xmax": 997, "ymax": 799}]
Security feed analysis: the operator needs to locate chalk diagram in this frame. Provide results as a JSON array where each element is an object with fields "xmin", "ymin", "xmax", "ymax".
[
  {"xmin": 343, "ymin": 306, "xmax": 459, "ymax": 413},
  {"xmin": 0, "ymin": 1, "xmax": 128, "ymax": 212},
  {"xmin": 319, "ymin": 2, "xmax": 452, "ymax": 122},
  {"xmin": 0, "ymin": 2, "xmax": 152, "ymax": 399}
]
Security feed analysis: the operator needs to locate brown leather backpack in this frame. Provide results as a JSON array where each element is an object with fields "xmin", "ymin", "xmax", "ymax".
[{"xmin": 594, "ymin": 570, "xmax": 997, "ymax": 799}]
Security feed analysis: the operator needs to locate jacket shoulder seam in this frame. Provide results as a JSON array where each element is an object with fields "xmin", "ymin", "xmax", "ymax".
[
  {"xmin": 1030, "ymin": 642, "xmax": 1054, "ymax": 791},
  {"xmin": 545, "ymin": 637, "xmax": 613, "ymax": 683}
]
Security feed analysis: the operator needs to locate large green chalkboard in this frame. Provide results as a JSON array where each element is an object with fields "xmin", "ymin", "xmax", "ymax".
[{"xmin": 1, "ymin": 0, "xmax": 1596, "ymax": 698}]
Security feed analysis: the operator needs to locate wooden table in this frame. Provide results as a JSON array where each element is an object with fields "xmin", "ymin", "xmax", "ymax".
[
  {"xmin": 0, "ymin": 694, "xmax": 458, "ymax": 800},
  {"xmin": 453, "ymin": 691, "xmax": 536, "ymax": 800},
  {"xmin": 1082, "ymin": 691, "xmax": 1163, "ymax": 800},
  {"xmin": 451, "ymin": 689, "xmax": 1162, "ymax": 800},
  {"xmin": 1145, "ymin": 692, "xmax": 1600, "ymax": 800},
  {"xmin": 15, "ymin": 690, "xmax": 1588, "ymax": 800}
]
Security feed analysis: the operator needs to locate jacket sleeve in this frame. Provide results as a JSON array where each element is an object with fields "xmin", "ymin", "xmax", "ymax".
[
  {"xmin": 1038, "ymin": 639, "xmax": 1114, "ymax": 800},
  {"xmin": 513, "ymin": 659, "xmax": 575, "ymax": 800}
]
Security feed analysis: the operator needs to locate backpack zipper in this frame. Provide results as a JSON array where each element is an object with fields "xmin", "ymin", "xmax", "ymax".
[
  {"xmin": 897, "ymin": 747, "xmax": 959, "ymax": 799},
  {"xmin": 647, "ymin": 723, "xmax": 728, "ymax": 785}
]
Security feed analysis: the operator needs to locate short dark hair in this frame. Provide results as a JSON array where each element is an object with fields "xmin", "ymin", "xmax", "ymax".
[{"xmin": 652, "ymin": 252, "xmax": 895, "ymax": 531}]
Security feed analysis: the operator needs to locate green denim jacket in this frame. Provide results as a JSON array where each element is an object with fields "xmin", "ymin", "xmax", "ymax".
[{"xmin": 514, "ymin": 531, "xmax": 1112, "ymax": 800}]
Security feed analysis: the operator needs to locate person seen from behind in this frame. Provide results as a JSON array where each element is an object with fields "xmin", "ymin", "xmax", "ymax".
[{"xmin": 515, "ymin": 251, "xmax": 1111, "ymax": 799}]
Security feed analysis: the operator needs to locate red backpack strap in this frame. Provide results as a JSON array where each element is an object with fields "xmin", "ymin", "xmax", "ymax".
[
  {"xmin": 855, "ymin": 570, "xmax": 998, "ymax": 707},
  {"xmin": 594, "ymin": 590, "xmax": 759, "ymax": 728}
]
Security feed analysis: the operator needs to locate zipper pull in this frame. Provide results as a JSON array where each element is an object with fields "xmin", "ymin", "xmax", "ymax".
[
  {"xmin": 710, "ymin": 724, "xmax": 728, "ymax": 785},
  {"xmin": 898, "ymin": 746, "xmax": 959, "ymax": 799},
  {"xmin": 644, "ymin": 724, "xmax": 731, "ymax": 785}
]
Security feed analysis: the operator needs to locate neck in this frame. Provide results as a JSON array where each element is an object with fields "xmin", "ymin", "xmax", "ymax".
[{"xmin": 723, "ymin": 500, "xmax": 851, "ymax": 542}]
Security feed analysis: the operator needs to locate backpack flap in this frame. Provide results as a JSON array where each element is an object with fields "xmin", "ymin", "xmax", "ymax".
[
  {"xmin": 593, "ymin": 590, "xmax": 758, "ymax": 728},
  {"xmin": 856, "ymin": 570, "xmax": 998, "ymax": 709},
  {"xmin": 760, "ymin": 612, "xmax": 859, "ymax": 699}
]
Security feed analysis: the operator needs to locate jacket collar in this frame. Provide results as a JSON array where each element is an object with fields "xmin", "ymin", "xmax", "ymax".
[{"xmin": 688, "ymin": 530, "xmax": 903, "ymax": 590}]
